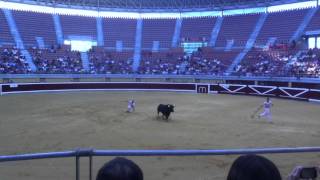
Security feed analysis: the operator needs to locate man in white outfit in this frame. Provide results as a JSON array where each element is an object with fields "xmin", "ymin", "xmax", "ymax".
[
  {"xmin": 127, "ymin": 99, "xmax": 135, "ymax": 113},
  {"xmin": 258, "ymin": 97, "xmax": 273, "ymax": 123}
]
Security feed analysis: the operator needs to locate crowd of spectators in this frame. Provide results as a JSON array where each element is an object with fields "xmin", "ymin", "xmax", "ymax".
[
  {"xmin": 0, "ymin": 47, "xmax": 32, "ymax": 74},
  {"xmin": 184, "ymin": 50, "xmax": 227, "ymax": 75},
  {"xmin": 287, "ymin": 49, "xmax": 320, "ymax": 78},
  {"xmin": 235, "ymin": 48, "xmax": 320, "ymax": 78},
  {"xmin": 138, "ymin": 51, "xmax": 185, "ymax": 75},
  {"xmin": 1, "ymin": 45, "xmax": 320, "ymax": 78},
  {"xmin": 88, "ymin": 51, "xmax": 133, "ymax": 74},
  {"xmin": 138, "ymin": 49, "xmax": 227, "ymax": 75},
  {"xmin": 96, "ymin": 155, "xmax": 320, "ymax": 180},
  {"xmin": 235, "ymin": 49, "xmax": 291, "ymax": 77},
  {"xmin": 30, "ymin": 46, "xmax": 85, "ymax": 74}
]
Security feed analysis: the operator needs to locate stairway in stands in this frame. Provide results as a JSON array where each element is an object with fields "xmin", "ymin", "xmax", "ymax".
[
  {"xmin": 226, "ymin": 13, "xmax": 268, "ymax": 74},
  {"xmin": 172, "ymin": 18, "xmax": 182, "ymax": 48},
  {"xmin": 80, "ymin": 52, "xmax": 90, "ymax": 71},
  {"xmin": 96, "ymin": 17, "xmax": 104, "ymax": 46},
  {"xmin": 2, "ymin": 9, "xmax": 36, "ymax": 71},
  {"xmin": 179, "ymin": 61, "xmax": 188, "ymax": 74},
  {"xmin": 133, "ymin": 19, "xmax": 143, "ymax": 72},
  {"xmin": 290, "ymin": 7, "xmax": 318, "ymax": 42},
  {"xmin": 209, "ymin": 16, "xmax": 223, "ymax": 47},
  {"xmin": 52, "ymin": 14, "xmax": 64, "ymax": 44}
]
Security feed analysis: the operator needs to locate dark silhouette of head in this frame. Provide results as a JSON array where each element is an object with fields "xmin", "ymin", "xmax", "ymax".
[
  {"xmin": 168, "ymin": 104, "xmax": 174, "ymax": 112},
  {"xmin": 227, "ymin": 154, "xmax": 281, "ymax": 180},
  {"xmin": 267, "ymin": 97, "xmax": 270, "ymax": 102},
  {"xmin": 96, "ymin": 157, "xmax": 143, "ymax": 180}
]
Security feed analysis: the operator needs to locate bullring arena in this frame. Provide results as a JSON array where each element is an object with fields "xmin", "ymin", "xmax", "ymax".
[
  {"xmin": 0, "ymin": 80, "xmax": 320, "ymax": 180},
  {"xmin": 2, "ymin": 0, "xmax": 320, "ymax": 179}
]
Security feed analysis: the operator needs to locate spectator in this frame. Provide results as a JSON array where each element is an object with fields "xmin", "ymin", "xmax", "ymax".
[
  {"xmin": 227, "ymin": 154, "xmax": 282, "ymax": 180},
  {"xmin": 236, "ymin": 49, "xmax": 291, "ymax": 77},
  {"xmin": 31, "ymin": 46, "xmax": 85, "ymax": 74},
  {"xmin": 287, "ymin": 166, "xmax": 320, "ymax": 180},
  {"xmin": 96, "ymin": 157, "xmax": 143, "ymax": 180},
  {"xmin": 0, "ymin": 47, "xmax": 31, "ymax": 74}
]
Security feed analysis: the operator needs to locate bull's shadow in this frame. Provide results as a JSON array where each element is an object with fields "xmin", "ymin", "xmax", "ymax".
[{"xmin": 155, "ymin": 115, "xmax": 171, "ymax": 122}]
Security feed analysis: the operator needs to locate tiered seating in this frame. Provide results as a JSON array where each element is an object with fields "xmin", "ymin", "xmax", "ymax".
[
  {"xmin": 30, "ymin": 45, "xmax": 84, "ymax": 73},
  {"xmin": 0, "ymin": 11, "xmax": 14, "ymax": 45},
  {"xmin": 180, "ymin": 17, "xmax": 216, "ymax": 42},
  {"xmin": 139, "ymin": 47, "xmax": 238, "ymax": 75},
  {"xmin": 103, "ymin": 18, "xmax": 136, "ymax": 49},
  {"xmin": 60, "ymin": 15, "xmax": 96, "ymax": 39},
  {"xmin": 215, "ymin": 14, "xmax": 260, "ymax": 47},
  {"xmin": 13, "ymin": 10, "xmax": 56, "ymax": 47},
  {"xmin": 88, "ymin": 47, "xmax": 133, "ymax": 74},
  {"xmin": 235, "ymin": 49, "xmax": 294, "ymax": 76},
  {"xmin": 138, "ymin": 48, "xmax": 184, "ymax": 74},
  {"xmin": 201, "ymin": 47, "xmax": 240, "ymax": 68},
  {"xmin": 235, "ymin": 47, "xmax": 320, "ymax": 77},
  {"xmin": 256, "ymin": 9, "xmax": 308, "ymax": 46},
  {"xmin": 0, "ymin": 46, "xmax": 31, "ymax": 73},
  {"xmin": 141, "ymin": 19, "xmax": 176, "ymax": 49},
  {"xmin": 1, "ymin": 9, "xmax": 320, "ymax": 77},
  {"xmin": 305, "ymin": 8, "xmax": 320, "ymax": 31},
  {"xmin": 186, "ymin": 52, "xmax": 226, "ymax": 75},
  {"xmin": 288, "ymin": 49, "xmax": 320, "ymax": 77}
]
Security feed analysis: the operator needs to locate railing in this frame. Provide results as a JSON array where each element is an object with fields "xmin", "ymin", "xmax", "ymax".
[
  {"xmin": 1, "ymin": 147, "xmax": 320, "ymax": 180},
  {"xmin": 0, "ymin": 74, "xmax": 320, "ymax": 83}
]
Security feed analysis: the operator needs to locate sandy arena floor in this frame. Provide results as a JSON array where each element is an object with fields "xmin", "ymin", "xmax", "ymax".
[{"xmin": 0, "ymin": 91, "xmax": 320, "ymax": 180}]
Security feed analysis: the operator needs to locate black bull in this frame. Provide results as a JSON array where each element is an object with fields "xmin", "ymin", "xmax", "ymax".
[{"xmin": 157, "ymin": 104, "xmax": 174, "ymax": 120}]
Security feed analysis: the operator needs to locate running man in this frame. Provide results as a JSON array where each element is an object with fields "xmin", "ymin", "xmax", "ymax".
[
  {"xmin": 127, "ymin": 99, "xmax": 135, "ymax": 113},
  {"xmin": 258, "ymin": 97, "xmax": 273, "ymax": 123}
]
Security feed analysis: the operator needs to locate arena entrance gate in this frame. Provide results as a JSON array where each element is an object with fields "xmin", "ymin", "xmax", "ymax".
[{"xmin": 196, "ymin": 84, "xmax": 209, "ymax": 93}]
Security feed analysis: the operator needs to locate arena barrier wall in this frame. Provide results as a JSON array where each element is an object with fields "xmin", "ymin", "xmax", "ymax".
[
  {"xmin": 1, "ymin": 147, "xmax": 320, "ymax": 180},
  {"xmin": 0, "ymin": 82, "xmax": 319, "ymax": 101},
  {"xmin": 210, "ymin": 84, "xmax": 320, "ymax": 102}
]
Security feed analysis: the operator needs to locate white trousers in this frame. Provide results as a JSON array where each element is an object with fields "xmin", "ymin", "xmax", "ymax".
[
  {"xmin": 127, "ymin": 105, "xmax": 134, "ymax": 112},
  {"xmin": 259, "ymin": 108, "xmax": 272, "ymax": 122}
]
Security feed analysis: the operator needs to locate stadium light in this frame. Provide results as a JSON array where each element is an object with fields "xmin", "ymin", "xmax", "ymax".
[
  {"xmin": 267, "ymin": 1, "xmax": 317, "ymax": 12},
  {"xmin": 223, "ymin": 7, "xmax": 266, "ymax": 16},
  {"xmin": 0, "ymin": 0, "xmax": 318, "ymax": 18}
]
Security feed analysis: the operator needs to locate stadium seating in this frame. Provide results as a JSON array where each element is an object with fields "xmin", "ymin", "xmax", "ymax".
[
  {"xmin": 138, "ymin": 48, "xmax": 184, "ymax": 74},
  {"xmin": 60, "ymin": 15, "xmax": 97, "ymax": 41},
  {"xmin": 88, "ymin": 47, "xmax": 134, "ymax": 74},
  {"xmin": 142, "ymin": 19, "xmax": 176, "ymax": 49},
  {"xmin": 13, "ymin": 10, "xmax": 56, "ymax": 47},
  {"xmin": 287, "ymin": 49, "xmax": 320, "ymax": 77},
  {"xmin": 0, "ymin": 11, "xmax": 14, "ymax": 45},
  {"xmin": 180, "ymin": 17, "xmax": 217, "ymax": 43},
  {"xmin": 103, "ymin": 18, "xmax": 137, "ymax": 49},
  {"xmin": 29, "ymin": 45, "xmax": 84, "ymax": 73},
  {"xmin": 234, "ymin": 49, "xmax": 292, "ymax": 76},
  {"xmin": 256, "ymin": 9, "xmax": 308, "ymax": 46},
  {"xmin": 0, "ymin": 8, "xmax": 319, "ymax": 77},
  {"xmin": 0, "ymin": 46, "xmax": 31, "ymax": 73},
  {"xmin": 305, "ymin": 8, "xmax": 320, "ymax": 32},
  {"xmin": 215, "ymin": 14, "xmax": 260, "ymax": 47}
]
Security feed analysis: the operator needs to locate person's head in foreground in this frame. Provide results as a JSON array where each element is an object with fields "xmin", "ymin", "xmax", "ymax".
[
  {"xmin": 227, "ymin": 154, "xmax": 282, "ymax": 180},
  {"xmin": 96, "ymin": 157, "xmax": 143, "ymax": 180}
]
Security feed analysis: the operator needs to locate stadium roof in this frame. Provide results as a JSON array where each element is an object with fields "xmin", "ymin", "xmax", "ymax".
[{"xmin": 11, "ymin": 0, "xmax": 314, "ymax": 11}]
